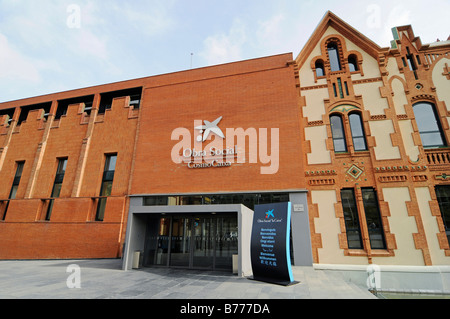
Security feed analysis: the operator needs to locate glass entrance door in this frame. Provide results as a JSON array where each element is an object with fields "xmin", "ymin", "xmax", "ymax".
[
  {"xmin": 193, "ymin": 217, "xmax": 215, "ymax": 269},
  {"xmin": 215, "ymin": 217, "xmax": 238, "ymax": 270},
  {"xmin": 170, "ymin": 217, "xmax": 191, "ymax": 267},
  {"xmin": 144, "ymin": 213, "xmax": 238, "ymax": 271},
  {"xmin": 154, "ymin": 217, "xmax": 170, "ymax": 266}
]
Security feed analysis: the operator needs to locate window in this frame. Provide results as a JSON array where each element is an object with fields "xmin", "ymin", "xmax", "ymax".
[
  {"xmin": 2, "ymin": 162, "xmax": 25, "ymax": 220},
  {"xmin": 406, "ymin": 47, "xmax": 418, "ymax": 80},
  {"xmin": 349, "ymin": 113, "xmax": 368, "ymax": 151},
  {"xmin": 332, "ymin": 83, "xmax": 338, "ymax": 97},
  {"xmin": 337, "ymin": 78, "xmax": 344, "ymax": 98},
  {"xmin": 327, "ymin": 42, "xmax": 341, "ymax": 72},
  {"xmin": 330, "ymin": 115, "xmax": 347, "ymax": 152},
  {"xmin": 143, "ymin": 193, "xmax": 290, "ymax": 211},
  {"xmin": 96, "ymin": 154, "xmax": 117, "ymax": 221},
  {"xmin": 0, "ymin": 108, "xmax": 15, "ymax": 126},
  {"xmin": 344, "ymin": 82, "xmax": 350, "ymax": 96},
  {"xmin": 341, "ymin": 189, "xmax": 363, "ymax": 249},
  {"xmin": 361, "ymin": 188, "xmax": 386, "ymax": 249},
  {"xmin": 45, "ymin": 158, "xmax": 68, "ymax": 221},
  {"xmin": 56, "ymin": 95, "xmax": 95, "ymax": 119},
  {"xmin": 18, "ymin": 103, "xmax": 51, "ymax": 126},
  {"xmin": 99, "ymin": 87, "xmax": 142, "ymax": 114},
  {"xmin": 315, "ymin": 60, "xmax": 325, "ymax": 77},
  {"xmin": 330, "ymin": 110, "xmax": 368, "ymax": 154},
  {"xmin": 129, "ymin": 94, "xmax": 141, "ymax": 109},
  {"xmin": 348, "ymin": 54, "xmax": 359, "ymax": 72},
  {"xmin": 341, "ymin": 188, "xmax": 386, "ymax": 250},
  {"xmin": 9, "ymin": 162, "xmax": 24, "ymax": 200},
  {"xmin": 436, "ymin": 186, "xmax": 450, "ymax": 247},
  {"xmin": 413, "ymin": 102, "xmax": 446, "ymax": 148}
]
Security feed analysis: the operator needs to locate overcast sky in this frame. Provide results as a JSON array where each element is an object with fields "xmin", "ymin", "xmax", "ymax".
[{"xmin": 0, "ymin": 0, "xmax": 448, "ymax": 103}]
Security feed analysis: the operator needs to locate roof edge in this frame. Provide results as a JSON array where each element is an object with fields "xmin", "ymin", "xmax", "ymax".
[{"xmin": 295, "ymin": 11, "xmax": 388, "ymax": 67}]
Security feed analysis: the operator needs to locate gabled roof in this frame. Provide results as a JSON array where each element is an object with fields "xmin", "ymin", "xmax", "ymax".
[{"xmin": 295, "ymin": 11, "xmax": 389, "ymax": 67}]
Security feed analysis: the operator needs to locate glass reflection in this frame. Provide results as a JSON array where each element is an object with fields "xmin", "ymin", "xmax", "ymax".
[{"xmin": 144, "ymin": 214, "xmax": 238, "ymax": 271}]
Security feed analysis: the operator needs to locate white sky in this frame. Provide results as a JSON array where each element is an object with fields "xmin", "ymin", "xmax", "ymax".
[{"xmin": 0, "ymin": 0, "xmax": 449, "ymax": 103}]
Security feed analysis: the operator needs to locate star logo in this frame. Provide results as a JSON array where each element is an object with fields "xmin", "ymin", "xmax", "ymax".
[
  {"xmin": 265, "ymin": 209, "xmax": 275, "ymax": 219},
  {"xmin": 195, "ymin": 116, "xmax": 225, "ymax": 142}
]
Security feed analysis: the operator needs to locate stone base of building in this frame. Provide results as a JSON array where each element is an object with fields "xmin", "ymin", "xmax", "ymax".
[{"xmin": 315, "ymin": 264, "xmax": 450, "ymax": 295}]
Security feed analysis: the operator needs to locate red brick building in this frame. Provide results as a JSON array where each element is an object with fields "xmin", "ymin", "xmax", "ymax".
[{"xmin": 0, "ymin": 53, "xmax": 309, "ymax": 272}]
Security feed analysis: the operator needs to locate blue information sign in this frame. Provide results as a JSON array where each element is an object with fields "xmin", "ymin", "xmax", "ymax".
[{"xmin": 250, "ymin": 202, "xmax": 297, "ymax": 286}]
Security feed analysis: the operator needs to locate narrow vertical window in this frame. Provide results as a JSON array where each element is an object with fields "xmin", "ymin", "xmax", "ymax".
[
  {"xmin": 344, "ymin": 82, "xmax": 349, "ymax": 96},
  {"xmin": 349, "ymin": 113, "xmax": 368, "ymax": 151},
  {"xmin": 337, "ymin": 78, "xmax": 344, "ymax": 98},
  {"xmin": 328, "ymin": 42, "xmax": 341, "ymax": 72},
  {"xmin": 9, "ymin": 162, "xmax": 24, "ymax": 200},
  {"xmin": 330, "ymin": 115, "xmax": 347, "ymax": 152},
  {"xmin": 2, "ymin": 162, "xmax": 25, "ymax": 220},
  {"xmin": 413, "ymin": 102, "xmax": 446, "ymax": 148},
  {"xmin": 96, "ymin": 154, "xmax": 117, "ymax": 221},
  {"xmin": 416, "ymin": 55, "xmax": 421, "ymax": 66},
  {"xmin": 406, "ymin": 47, "xmax": 418, "ymax": 79},
  {"xmin": 45, "ymin": 158, "xmax": 68, "ymax": 221},
  {"xmin": 406, "ymin": 47, "xmax": 416, "ymax": 71},
  {"xmin": 436, "ymin": 186, "xmax": 450, "ymax": 247},
  {"xmin": 341, "ymin": 189, "xmax": 363, "ymax": 249},
  {"xmin": 315, "ymin": 60, "xmax": 325, "ymax": 77},
  {"xmin": 401, "ymin": 57, "xmax": 407, "ymax": 67},
  {"xmin": 361, "ymin": 188, "xmax": 386, "ymax": 249}
]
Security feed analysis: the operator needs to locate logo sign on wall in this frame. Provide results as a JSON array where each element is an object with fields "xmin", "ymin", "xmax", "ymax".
[
  {"xmin": 171, "ymin": 116, "xmax": 281, "ymax": 174},
  {"xmin": 250, "ymin": 202, "xmax": 298, "ymax": 286}
]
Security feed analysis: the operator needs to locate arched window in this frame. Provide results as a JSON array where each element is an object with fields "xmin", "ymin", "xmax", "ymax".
[
  {"xmin": 330, "ymin": 114, "xmax": 347, "ymax": 152},
  {"xmin": 315, "ymin": 60, "xmax": 325, "ymax": 77},
  {"xmin": 349, "ymin": 113, "xmax": 367, "ymax": 151},
  {"xmin": 348, "ymin": 54, "xmax": 359, "ymax": 72},
  {"xmin": 413, "ymin": 102, "xmax": 446, "ymax": 148},
  {"xmin": 327, "ymin": 42, "xmax": 341, "ymax": 72}
]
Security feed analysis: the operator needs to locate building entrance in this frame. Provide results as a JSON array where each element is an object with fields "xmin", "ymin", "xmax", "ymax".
[{"xmin": 143, "ymin": 213, "xmax": 238, "ymax": 271}]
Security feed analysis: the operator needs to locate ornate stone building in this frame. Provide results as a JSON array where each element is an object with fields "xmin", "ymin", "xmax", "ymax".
[{"xmin": 297, "ymin": 12, "xmax": 450, "ymax": 267}]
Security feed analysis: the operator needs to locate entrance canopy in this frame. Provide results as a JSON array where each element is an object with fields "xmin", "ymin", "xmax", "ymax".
[{"xmin": 122, "ymin": 203, "xmax": 254, "ymax": 277}]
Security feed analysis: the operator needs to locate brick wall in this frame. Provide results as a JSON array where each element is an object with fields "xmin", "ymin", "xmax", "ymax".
[
  {"xmin": 0, "ymin": 53, "xmax": 306, "ymax": 260},
  {"xmin": 131, "ymin": 54, "xmax": 306, "ymax": 195},
  {"xmin": 0, "ymin": 92, "xmax": 138, "ymax": 260}
]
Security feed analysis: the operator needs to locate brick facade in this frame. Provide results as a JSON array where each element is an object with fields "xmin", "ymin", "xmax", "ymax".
[
  {"xmin": 0, "ymin": 54, "xmax": 303, "ymax": 260},
  {"xmin": 0, "ymin": 85, "xmax": 140, "ymax": 259}
]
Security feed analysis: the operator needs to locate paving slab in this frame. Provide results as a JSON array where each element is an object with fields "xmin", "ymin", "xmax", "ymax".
[{"xmin": 0, "ymin": 259, "xmax": 377, "ymax": 300}]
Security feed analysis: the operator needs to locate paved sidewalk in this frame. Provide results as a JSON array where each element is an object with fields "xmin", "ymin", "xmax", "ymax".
[{"xmin": 0, "ymin": 259, "xmax": 377, "ymax": 299}]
